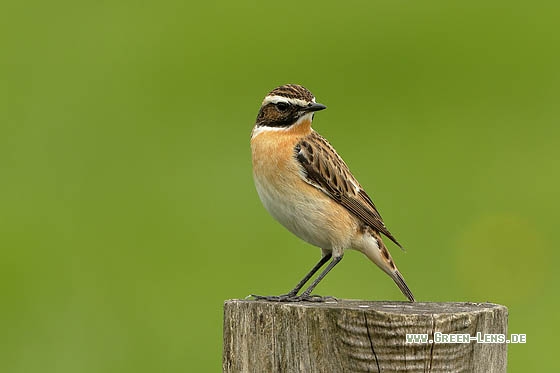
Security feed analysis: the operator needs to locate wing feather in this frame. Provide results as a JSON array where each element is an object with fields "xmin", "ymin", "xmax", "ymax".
[{"xmin": 294, "ymin": 131, "xmax": 402, "ymax": 248}]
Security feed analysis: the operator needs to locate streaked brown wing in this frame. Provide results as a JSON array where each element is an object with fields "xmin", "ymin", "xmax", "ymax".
[{"xmin": 294, "ymin": 131, "xmax": 402, "ymax": 248}]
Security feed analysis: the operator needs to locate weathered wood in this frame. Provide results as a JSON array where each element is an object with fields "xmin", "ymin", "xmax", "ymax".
[{"xmin": 223, "ymin": 300, "xmax": 507, "ymax": 373}]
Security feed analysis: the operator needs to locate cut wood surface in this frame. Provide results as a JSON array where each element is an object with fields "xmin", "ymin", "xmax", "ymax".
[{"xmin": 223, "ymin": 300, "xmax": 507, "ymax": 373}]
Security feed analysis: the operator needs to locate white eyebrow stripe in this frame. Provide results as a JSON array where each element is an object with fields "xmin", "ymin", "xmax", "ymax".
[{"xmin": 262, "ymin": 95, "xmax": 315, "ymax": 107}]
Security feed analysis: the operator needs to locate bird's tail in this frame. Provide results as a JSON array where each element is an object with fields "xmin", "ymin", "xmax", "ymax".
[
  {"xmin": 391, "ymin": 270, "xmax": 415, "ymax": 302},
  {"xmin": 360, "ymin": 227, "xmax": 416, "ymax": 302}
]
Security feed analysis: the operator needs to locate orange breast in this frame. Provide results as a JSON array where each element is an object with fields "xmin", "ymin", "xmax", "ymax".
[
  {"xmin": 251, "ymin": 119, "xmax": 312, "ymax": 186},
  {"xmin": 250, "ymin": 119, "xmax": 360, "ymax": 250}
]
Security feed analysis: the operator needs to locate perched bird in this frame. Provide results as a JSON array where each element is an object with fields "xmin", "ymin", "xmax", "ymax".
[{"xmin": 250, "ymin": 84, "xmax": 414, "ymax": 302}]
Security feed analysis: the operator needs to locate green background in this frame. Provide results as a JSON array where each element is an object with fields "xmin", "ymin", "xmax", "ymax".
[{"xmin": 1, "ymin": 1, "xmax": 558, "ymax": 371}]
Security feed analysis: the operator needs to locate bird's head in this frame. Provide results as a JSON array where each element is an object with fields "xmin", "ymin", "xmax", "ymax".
[{"xmin": 254, "ymin": 84, "xmax": 327, "ymax": 129}]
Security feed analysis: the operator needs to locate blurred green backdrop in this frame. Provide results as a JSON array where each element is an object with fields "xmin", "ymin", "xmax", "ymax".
[{"xmin": 1, "ymin": 1, "xmax": 559, "ymax": 371}]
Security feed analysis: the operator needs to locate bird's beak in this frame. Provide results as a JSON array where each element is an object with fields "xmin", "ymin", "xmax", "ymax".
[{"xmin": 304, "ymin": 102, "xmax": 327, "ymax": 112}]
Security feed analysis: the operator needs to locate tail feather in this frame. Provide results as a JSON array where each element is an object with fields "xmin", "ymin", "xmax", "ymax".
[
  {"xmin": 393, "ymin": 270, "xmax": 415, "ymax": 302},
  {"xmin": 360, "ymin": 227, "xmax": 416, "ymax": 302}
]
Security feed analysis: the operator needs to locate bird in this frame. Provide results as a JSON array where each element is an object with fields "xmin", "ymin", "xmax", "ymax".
[{"xmin": 250, "ymin": 84, "xmax": 415, "ymax": 302}]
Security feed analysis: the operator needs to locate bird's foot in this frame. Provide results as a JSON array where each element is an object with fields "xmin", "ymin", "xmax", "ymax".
[
  {"xmin": 247, "ymin": 294, "xmax": 338, "ymax": 303},
  {"xmin": 248, "ymin": 294, "xmax": 299, "ymax": 302}
]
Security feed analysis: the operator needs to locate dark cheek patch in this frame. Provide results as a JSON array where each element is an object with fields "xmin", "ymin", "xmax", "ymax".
[{"xmin": 257, "ymin": 105, "xmax": 301, "ymax": 128}]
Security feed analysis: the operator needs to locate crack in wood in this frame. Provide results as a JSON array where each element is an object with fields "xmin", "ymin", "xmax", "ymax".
[
  {"xmin": 364, "ymin": 312, "xmax": 381, "ymax": 373},
  {"xmin": 428, "ymin": 314, "xmax": 436, "ymax": 373}
]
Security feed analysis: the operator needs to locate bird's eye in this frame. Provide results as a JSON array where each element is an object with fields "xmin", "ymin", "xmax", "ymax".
[{"xmin": 276, "ymin": 102, "xmax": 289, "ymax": 112}]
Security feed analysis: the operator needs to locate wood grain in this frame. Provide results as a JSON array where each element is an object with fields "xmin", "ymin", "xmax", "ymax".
[{"xmin": 223, "ymin": 300, "xmax": 507, "ymax": 373}]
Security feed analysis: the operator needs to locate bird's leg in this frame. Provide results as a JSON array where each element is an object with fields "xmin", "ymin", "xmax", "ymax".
[
  {"xmin": 250, "ymin": 253, "xmax": 332, "ymax": 302},
  {"xmin": 285, "ymin": 252, "xmax": 332, "ymax": 296},
  {"xmin": 298, "ymin": 255, "xmax": 343, "ymax": 300}
]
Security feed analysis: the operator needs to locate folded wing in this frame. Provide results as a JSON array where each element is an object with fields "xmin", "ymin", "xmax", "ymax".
[{"xmin": 294, "ymin": 131, "xmax": 402, "ymax": 248}]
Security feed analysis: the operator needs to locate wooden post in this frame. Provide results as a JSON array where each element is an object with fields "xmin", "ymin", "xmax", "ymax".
[{"xmin": 223, "ymin": 300, "xmax": 507, "ymax": 372}]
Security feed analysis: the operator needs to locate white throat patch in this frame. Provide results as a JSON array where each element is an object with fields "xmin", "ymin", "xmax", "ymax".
[{"xmin": 251, "ymin": 112, "xmax": 314, "ymax": 139}]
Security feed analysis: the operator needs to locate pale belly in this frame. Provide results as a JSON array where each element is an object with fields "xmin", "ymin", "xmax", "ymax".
[{"xmin": 253, "ymin": 175, "xmax": 355, "ymax": 251}]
